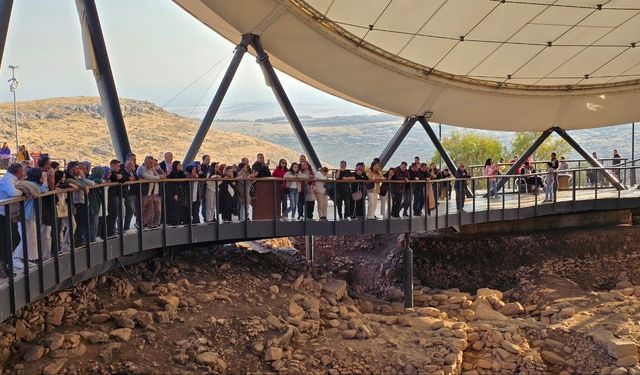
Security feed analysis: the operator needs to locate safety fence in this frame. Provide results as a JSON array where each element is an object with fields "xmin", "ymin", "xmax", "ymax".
[{"xmin": 1, "ymin": 165, "xmax": 640, "ymax": 321}]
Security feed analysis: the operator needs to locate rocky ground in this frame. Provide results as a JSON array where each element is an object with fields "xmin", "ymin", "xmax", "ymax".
[{"xmin": 1, "ymin": 228, "xmax": 640, "ymax": 374}]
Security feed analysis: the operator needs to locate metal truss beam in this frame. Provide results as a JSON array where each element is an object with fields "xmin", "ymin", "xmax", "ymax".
[
  {"xmin": 251, "ymin": 35, "xmax": 322, "ymax": 170},
  {"xmin": 378, "ymin": 117, "xmax": 417, "ymax": 168},
  {"xmin": 183, "ymin": 34, "xmax": 253, "ymax": 165},
  {"xmin": 76, "ymin": 0, "xmax": 131, "ymax": 162},
  {"xmin": 0, "ymin": 0, "xmax": 12, "ymax": 69},
  {"xmin": 418, "ymin": 117, "xmax": 472, "ymax": 197},
  {"xmin": 554, "ymin": 127, "xmax": 625, "ymax": 190},
  {"xmin": 494, "ymin": 128, "xmax": 554, "ymax": 193}
]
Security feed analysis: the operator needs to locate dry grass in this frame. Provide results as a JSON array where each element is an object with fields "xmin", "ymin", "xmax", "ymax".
[{"xmin": 0, "ymin": 97, "xmax": 301, "ymax": 166}]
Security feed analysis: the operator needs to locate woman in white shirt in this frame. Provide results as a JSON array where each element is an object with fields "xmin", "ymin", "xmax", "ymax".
[
  {"xmin": 315, "ymin": 167, "xmax": 330, "ymax": 220},
  {"xmin": 283, "ymin": 163, "xmax": 301, "ymax": 220}
]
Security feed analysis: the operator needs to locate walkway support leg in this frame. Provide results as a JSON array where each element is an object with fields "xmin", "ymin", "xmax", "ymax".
[
  {"xmin": 251, "ymin": 36, "xmax": 322, "ymax": 170},
  {"xmin": 403, "ymin": 233, "xmax": 414, "ymax": 309},
  {"xmin": 379, "ymin": 117, "xmax": 417, "ymax": 168},
  {"xmin": 494, "ymin": 129, "xmax": 554, "ymax": 193},
  {"xmin": 76, "ymin": 0, "xmax": 131, "ymax": 162},
  {"xmin": 554, "ymin": 127, "xmax": 625, "ymax": 190},
  {"xmin": 183, "ymin": 34, "xmax": 253, "ymax": 165},
  {"xmin": 305, "ymin": 235, "xmax": 314, "ymax": 265},
  {"xmin": 418, "ymin": 117, "xmax": 473, "ymax": 198},
  {"xmin": 0, "ymin": 0, "xmax": 12, "ymax": 68}
]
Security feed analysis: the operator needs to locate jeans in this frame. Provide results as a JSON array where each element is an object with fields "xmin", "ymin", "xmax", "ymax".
[
  {"xmin": 89, "ymin": 214, "xmax": 99, "ymax": 242},
  {"xmin": 545, "ymin": 179, "xmax": 555, "ymax": 201},
  {"xmin": 142, "ymin": 195, "xmax": 161, "ymax": 228},
  {"xmin": 488, "ymin": 180, "xmax": 497, "ymax": 197},
  {"xmin": 73, "ymin": 203, "xmax": 88, "ymax": 245},
  {"xmin": 336, "ymin": 192, "xmax": 352, "ymax": 219},
  {"xmin": 366, "ymin": 192, "xmax": 378, "ymax": 219},
  {"xmin": 124, "ymin": 194, "xmax": 136, "ymax": 230},
  {"xmin": 106, "ymin": 194, "xmax": 120, "ymax": 236},
  {"xmin": 280, "ymin": 189, "xmax": 288, "ymax": 218},
  {"xmin": 284, "ymin": 188, "xmax": 298, "ymax": 218},
  {"xmin": 379, "ymin": 193, "xmax": 389, "ymax": 218}
]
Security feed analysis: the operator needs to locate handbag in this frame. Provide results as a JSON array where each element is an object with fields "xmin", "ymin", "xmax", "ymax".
[{"xmin": 351, "ymin": 190, "xmax": 363, "ymax": 201}]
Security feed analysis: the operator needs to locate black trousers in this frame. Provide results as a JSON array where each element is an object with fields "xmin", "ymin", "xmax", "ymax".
[
  {"xmin": 191, "ymin": 201, "xmax": 201, "ymax": 224},
  {"xmin": 106, "ymin": 194, "xmax": 120, "ymax": 236},
  {"xmin": 0, "ymin": 214, "xmax": 20, "ymax": 277},
  {"xmin": 336, "ymin": 193, "xmax": 352, "ymax": 219},
  {"xmin": 305, "ymin": 201, "xmax": 315, "ymax": 219},
  {"xmin": 73, "ymin": 204, "xmax": 88, "ymax": 246}
]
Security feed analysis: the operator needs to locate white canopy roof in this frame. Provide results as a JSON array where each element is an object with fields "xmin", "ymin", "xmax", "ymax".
[{"xmin": 174, "ymin": 0, "xmax": 640, "ymax": 131}]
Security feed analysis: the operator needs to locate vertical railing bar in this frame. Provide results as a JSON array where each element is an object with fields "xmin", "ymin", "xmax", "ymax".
[
  {"xmin": 101, "ymin": 187, "xmax": 108, "ymax": 262},
  {"xmin": 161, "ymin": 181, "xmax": 167, "ymax": 252},
  {"xmin": 137, "ymin": 184, "xmax": 143, "ymax": 252},
  {"xmin": 34, "ymin": 198, "xmax": 44, "ymax": 294},
  {"xmin": 84, "ymin": 189, "xmax": 91, "ymax": 269},
  {"xmin": 273, "ymin": 179, "xmax": 278, "ymax": 236},
  {"xmin": 19, "ymin": 201, "xmax": 30, "ymax": 303},
  {"xmin": 50, "ymin": 194, "xmax": 60, "ymax": 284},
  {"xmin": 188, "ymin": 179, "xmax": 194, "ymax": 243},
  {"xmin": 67, "ymin": 192, "xmax": 76, "ymax": 276},
  {"xmin": 5, "ymin": 203, "xmax": 16, "ymax": 314},
  {"xmin": 118, "ymin": 184, "xmax": 124, "ymax": 257}
]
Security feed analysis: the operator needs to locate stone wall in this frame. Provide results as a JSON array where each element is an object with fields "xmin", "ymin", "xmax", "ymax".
[{"xmin": 412, "ymin": 225, "xmax": 640, "ymax": 292}]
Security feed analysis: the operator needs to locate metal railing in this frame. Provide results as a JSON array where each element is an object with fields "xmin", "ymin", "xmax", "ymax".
[{"xmin": 1, "ymin": 165, "xmax": 639, "ymax": 321}]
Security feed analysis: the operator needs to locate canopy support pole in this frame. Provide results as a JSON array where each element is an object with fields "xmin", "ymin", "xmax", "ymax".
[
  {"xmin": 76, "ymin": 0, "xmax": 131, "ymax": 162},
  {"xmin": 183, "ymin": 34, "xmax": 253, "ymax": 165},
  {"xmin": 495, "ymin": 129, "xmax": 554, "ymax": 193},
  {"xmin": 378, "ymin": 117, "xmax": 417, "ymax": 168},
  {"xmin": 403, "ymin": 233, "xmax": 413, "ymax": 309},
  {"xmin": 554, "ymin": 127, "xmax": 625, "ymax": 190},
  {"xmin": 0, "ymin": 0, "xmax": 12, "ymax": 69},
  {"xmin": 252, "ymin": 35, "xmax": 322, "ymax": 170},
  {"xmin": 418, "ymin": 117, "xmax": 472, "ymax": 198}
]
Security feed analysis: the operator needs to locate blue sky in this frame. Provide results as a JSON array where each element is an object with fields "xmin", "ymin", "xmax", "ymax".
[{"xmin": 0, "ymin": 0, "xmax": 374, "ymax": 117}]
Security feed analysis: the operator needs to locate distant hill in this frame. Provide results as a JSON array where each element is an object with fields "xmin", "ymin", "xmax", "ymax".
[{"xmin": 0, "ymin": 97, "xmax": 304, "ymax": 167}]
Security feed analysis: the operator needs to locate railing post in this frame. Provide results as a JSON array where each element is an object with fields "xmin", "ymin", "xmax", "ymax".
[
  {"xmin": 67, "ymin": 192, "xmax": 76, "ymax": 276},
  {"xmin": 34, "ymin": 198, "xmax": 44, "ymax": 294},
  {"xmin": 3, "ymin": 203, "xmax": 16, "ymax": 315},
  {"xmin": 101, "ymin": 186, "xmax": 108, "ymax": 262},
  {"xmin": 50, "ymin": 194, "xmax": 60, "ymax": 284},
  {"xmin": 161, "ymin": 181, "xmax": 167, "ymax": 254},
  {"xmin": 19, "ymin": 201, "xmax": 30, "ymax": 303},
  {"xmin": 305, "ymin": 235, "xmax": 314, "ymax": 265},
  {"xmin": 84, "ymin": 189, "xmax": 91, "ymax": 268}
]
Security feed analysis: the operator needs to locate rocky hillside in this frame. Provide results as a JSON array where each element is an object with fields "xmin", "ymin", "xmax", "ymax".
[{"xmin": 0, "ymin": 97, "xmax": 302, "ymax": 166}]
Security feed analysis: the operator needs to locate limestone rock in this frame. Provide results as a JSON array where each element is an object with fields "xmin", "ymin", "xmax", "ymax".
[
  {"xmin": 158, "ymin": 295, "xmax": 180, "ymax": 308},
  {"xmin": 44, "ymin": 333, "xmax": 65, "ymax": 351},
  {"xmin": 42, "ymin": 359, "xmax": 67, "ymax": 375},
  {"xmin": 498, "ymin": 302, "xmax": 524, "ymax": 316},
  {"xmin": 110, "ymin": 328, "xmax": 133, "ymax": 342},
  {"xmin": 89, "ymin": 313, "xmax": 111, "ymax": 324},
  {"xmin": 322, "ymin": 280, "xmax": 347, "ymax": 301},
  {"xmin": 46, "ymin": 306, "xmax": 65, "ymax": 326},
  {"xmin": 23, "ymin": 345, "xmax": 45, "ymax": 362},
  {"xmin": 472, "ymin": 303, "xmax": 508, "ymax": 321},
  {"xmin": 195, "ymin": 352, "xmax": 226, "ymax": 371},
  {"xmin": 607, "ymin": 338, "xmax": 638, "ymax": 359},
  {"xmin": 541, "ymin": 350, "xmax": 568, "ymax": 365},
  {"xmin": 476, "ymin": 288, "xmax": 503, "ymax": 300},
  {"xmin": 264, "ymin": 347, "xmax": 283, "ymax": 361},
  {"xmin": 288, "ymin": 303, "xmax": 304, "ymax": 317},
  {"xmin": 114, "ymin": 316, "xmax": 135, "ymax": 329}
]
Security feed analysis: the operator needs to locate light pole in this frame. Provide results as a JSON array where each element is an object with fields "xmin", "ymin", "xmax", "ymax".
[{"xmin": 7, "ymin": 64, "xmax": 19, "ymax": 151}]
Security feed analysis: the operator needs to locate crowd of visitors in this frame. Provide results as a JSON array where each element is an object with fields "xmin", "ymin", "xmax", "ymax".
[{"xmin": 0, "ymin": 144, "xmax": 623, "ymax": 279}]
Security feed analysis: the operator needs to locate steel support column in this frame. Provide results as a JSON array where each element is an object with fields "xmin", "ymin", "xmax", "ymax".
[
  {"xmin": 378, "ymin": 117, "xmax": 417, "ymax": 168},
  {"xmin": 418, "ymin": 117, "xmax": 472, "ymax": 198},
  {"xmin": 494, "ymin": 129, "xmax": 554, "ymax": 193},
  {"xmin": 554, "ymin": 127, "xmax": 625, "ymax": 190},
  {"xmin": 76, "ymin": 0, "xmax": 131, "ymax": 162},
  {"xmin": 251, "ymin": 36, "xmax": 322, "ymax": 170},
  {"xmin": 305, "ymin": 235, "xmax": 314, "ymax": 265},
  {"xmin": 183, "ymin": 34, "xmax": 253, "ymax": 165},
  {"xmin": 403, "ymin": 233, "xmax": 414, "ymax": 309},
  {"xmin": 0, "ymin": 0, "xmax": 12, "ymax": 68}
]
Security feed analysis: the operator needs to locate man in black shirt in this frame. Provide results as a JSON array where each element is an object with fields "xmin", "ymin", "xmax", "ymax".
[
  {"xmin": 107, "ymin": 159, "xmax": 126, "ymax": 236},
  {"xmin": 336, "ymin": 160, "xmax": 354, "ymax": 219},
  {"xmin": 251, "ymin": 153, "xmax": 272, "ymax": 177}
]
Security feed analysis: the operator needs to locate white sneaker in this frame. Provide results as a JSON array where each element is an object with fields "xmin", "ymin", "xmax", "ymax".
[{"xmin": 13, "ymin": 258, "xmax": 24, "ymax": 270}]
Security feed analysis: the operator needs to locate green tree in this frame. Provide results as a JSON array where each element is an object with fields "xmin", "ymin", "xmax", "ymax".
[
  {"xmin": 509, "ymin": 132, "xmax": 571, "ymax": 162},
  {"xmin": 432, "ymin": 131, "xmax": 505, "ymax": 167}
]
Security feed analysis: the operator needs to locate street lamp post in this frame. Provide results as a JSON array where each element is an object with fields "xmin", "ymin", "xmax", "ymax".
[{"xmin": 7, "ymin": 64, "xmax": 19, "ymax": 152}]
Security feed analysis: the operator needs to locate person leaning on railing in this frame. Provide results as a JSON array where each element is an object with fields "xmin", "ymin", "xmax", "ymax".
[
  {"xmin": 315, "ymin": 166, "xmax": 330, "ymax": 220},
  {"xmin": 351, "ymin": 163, "xmax": 369, "ymax": 218},
  {"xmin": 379, "ymin": 167, "xmax": 395, "ymax": 219},
  {"xmin": 64, "ymin": 161, "xmax": 94, "ymax": 246},
  {"xmin": 166, "ymin": 160, "xmax": 190, "ymax": 225},
  {"xmin": 218, "ymin": 165, "xmax": 238, "ymax": 222},
  {"xmin": 0, "ymin": 163, "xmax": 24, "ymax": 278},
  {"xmin": 107, "ymin": 159, "xmax": 126, "ymax": 236},
  {"xmin": 12, "ymin": 167, "xmax": 48, "ymax": 270},
  {"xmin": 272, "ymin": 159, "xmax": 289, "ymax": 218},
  {"xmin": 137, "ymin": 156, "xmax": 162, "ymax": 229},
  {"xmin": 204, "ymin": 162, "xmax": 219, "ymax": 223}
]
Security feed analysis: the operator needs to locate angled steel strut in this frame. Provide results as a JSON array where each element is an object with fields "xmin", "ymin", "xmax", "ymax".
[
  {"xmin": 0, "ymin": 0, "xmax": 12, "ymax": 68},
  {"xmin": 76, "ymin": 0, "xmax": 131, "ymax": 162},
  {"xmin": 183, "ymin": 34, "xmax": 322, "ymax": 170},
  {"xmin": 378, "ymin": 116, "xmax": 472, "ymax": 197},
  {"xmin": 495, "ymin": 126, "xmax": 625, "ymax": 192}
]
